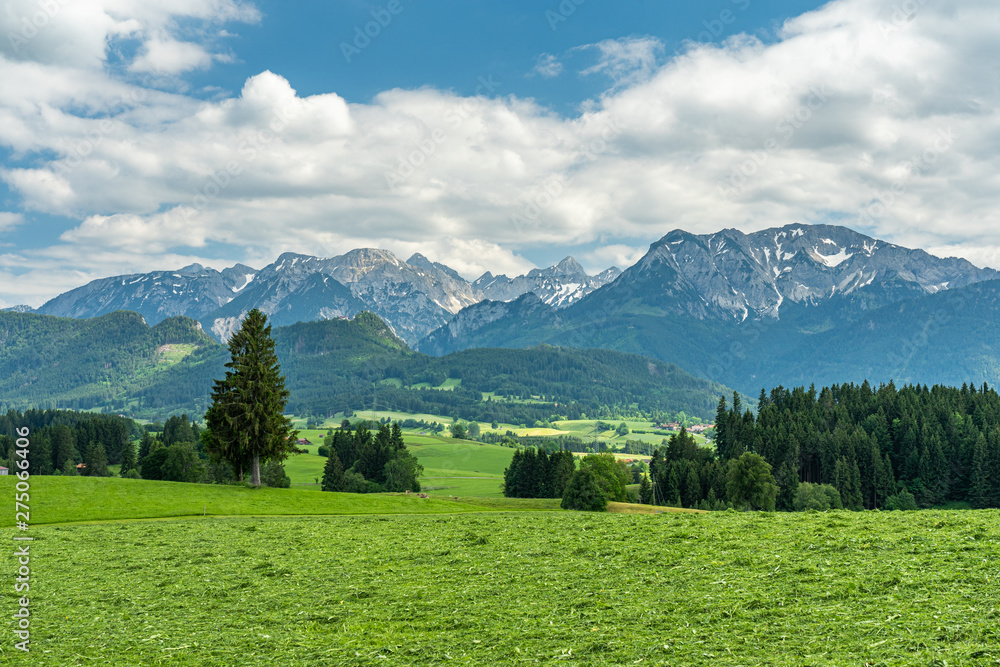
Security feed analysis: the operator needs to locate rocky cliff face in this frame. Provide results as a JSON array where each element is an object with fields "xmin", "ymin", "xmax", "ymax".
[
  {"xmin": 473, "ymin": 257, "xmax": 620, "ymax": 308},
  {"xmin": 37, "ymin": 263, "xmax": 258, "ymax": 323},
  {"xmin": 581, "ymin": 223, "xmax": 998, "ymax": 321},
  {"xmin": 35, "ymin": 249, "xmax": 619, "ymax": 344}
]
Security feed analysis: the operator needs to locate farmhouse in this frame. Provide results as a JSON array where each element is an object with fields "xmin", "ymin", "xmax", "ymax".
[{"xmin": 0, "ymin": 466, "xmax": 7, "ymax": 475}]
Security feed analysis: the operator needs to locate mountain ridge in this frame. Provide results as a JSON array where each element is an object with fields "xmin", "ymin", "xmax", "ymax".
[{"xmin": 35, "ymin": 250, "xmax": 617, "ymax": 344}]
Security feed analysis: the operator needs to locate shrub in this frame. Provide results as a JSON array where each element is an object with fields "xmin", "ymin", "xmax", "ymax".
[
  {"xmin": 885, "ymin": 490, "xmax": 918, "ymax": 511},
  {"xmin": 793, "ymin": 482, "xmax": 844, "ymax": 511},
  {"xmin": 261, "ymin": 460, "xmax": 291, "ymax": 488},
  {"xmin": 342, "ymin": 470, "xmax": 385, "ymax": 494}
]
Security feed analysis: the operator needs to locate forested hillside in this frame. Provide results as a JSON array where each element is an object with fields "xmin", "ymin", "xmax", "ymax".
[
  {"xmin": 0, "ymin": 311, "xmax": 216, "ymax": 412},
  {"xmin": 0, "ymin": 311, "xmax": 729, "ymax": 422}
]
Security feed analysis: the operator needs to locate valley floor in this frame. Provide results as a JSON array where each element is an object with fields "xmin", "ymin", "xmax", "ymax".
[{"xmin": 3, "ymin": 504, "xmax": 998, "ymax": 666}]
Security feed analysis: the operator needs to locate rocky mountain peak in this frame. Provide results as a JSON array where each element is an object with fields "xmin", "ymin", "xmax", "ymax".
[{"xmin": 592, "ymin": 223, "xmax": 1000, "ymax": 322}]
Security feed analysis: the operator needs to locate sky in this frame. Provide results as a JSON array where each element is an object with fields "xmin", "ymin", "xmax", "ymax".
[{"xmin": 1, "ymin": 0, "xmax": 1000, "ymax": 307}]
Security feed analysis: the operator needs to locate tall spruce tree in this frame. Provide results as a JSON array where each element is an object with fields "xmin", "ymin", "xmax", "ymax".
[
  {"xmin": 321, "ymin": 449, "xmax": 345, "ymax": 492},
  {"xmin": 84, "ymin": 442, "xmax": 110, "ymax": 477},
  {"xmin": 52, "ymin": 424, "xmax": 75, "ymax": 474},
  {"xmin": 119, "ymin": 438, "xmax": 138, "ymax": 478},
  {"xmin": 970, "ymin": 435, "xmax": 990, "ymax": 509},
  {"xmin": 204, "ymin": 309, "xmax": 297, "ymax": 487}
]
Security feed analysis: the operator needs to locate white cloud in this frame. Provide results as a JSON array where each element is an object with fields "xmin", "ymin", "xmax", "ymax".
[
  {"xmin": 927, "ymin": 245, "xmax": 1000, "ymax": 272},
  {"xmin": 532, "ymin": 53, "xmax": 563, "ymax": 79},
  {"xmin": 0, "ymin": 0, "xmax": 258, "ymax": 69},
  {"xmin": 576, "ymin": 36, "xmax": 664, "ymax": 85},
  {"xmin": 0, "ymin": 212, "xmax": 24, "ymax": 232},
  {"xmin": 381, "ymin": 238, "xmax": 537, "ymax": 281},
  {"xmin": 129, "ymin": 37, "xmax": 217, "ymax": 74},
  {"xmin": 3, "ymin": 0, "xmax": 1000, "ymax": 304},
  {"xmin": 580, "ymin": 244, "xmax": 647, "ymax": 272}
]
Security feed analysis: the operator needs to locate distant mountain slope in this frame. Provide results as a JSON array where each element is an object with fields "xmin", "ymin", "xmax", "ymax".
[
  {"xmin": 419, "ymin": 224, "xmax": 1000, "ymax": 394},
  {"xmin": 36, "ymin": 250, "xmax": 617, "ymax": 345},
  {"xmin": 0, "ymin": 310, "xmax": 728, "ymax": 422},
  {"xmin": 0, "ymin": 311, "xmax": 216, "ymax": 412},
  {"xmin": 37, "ymin": 263, "xmax": 257, "ymax": 323},
  {"xmin": 473, "ymin": 257, "xmax": 620, "ymax": 308},
  {"xmin": 579, "ymin": 223, "xmax": 998, "ymax": 323}
]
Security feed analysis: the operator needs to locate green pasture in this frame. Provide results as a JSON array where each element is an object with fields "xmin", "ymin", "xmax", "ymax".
[
  {"xmin": 278, "ymin": 433, "xmax": 513, "ymax": 495},
  {"xmin": 0, "ymin": 476, "xmax": 499, "ymax": 527},
  {"xmin": 407, "ymin": 377, "xmax": 462, "ymax": 390},
  {"xmin": 5, "ymin": 509, "xmax": 999, "ymax": 665}
]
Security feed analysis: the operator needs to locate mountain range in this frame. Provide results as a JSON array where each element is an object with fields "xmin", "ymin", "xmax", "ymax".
[
  {"xmin": 30, "ymin": 250, "xmax": 619, "ymax": 344},
  {"xmin": 17, "ymin": 222, "xmax": 1000, "ymax": 394}
]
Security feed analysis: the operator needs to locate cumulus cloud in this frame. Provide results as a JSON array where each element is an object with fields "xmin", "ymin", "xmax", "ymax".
[
  {"xmin": 0, "ymin": 0, "xmax": 258, "ymax": 68},
  {"xmin": 129, "ymin": 37, "xmax": 218, "ymax": 74},
  {"xmin": 3, "ymin": 0, "xmax": 1000, "ymax": 306}
]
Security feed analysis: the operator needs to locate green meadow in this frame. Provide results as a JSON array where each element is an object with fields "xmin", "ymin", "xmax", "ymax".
[
  {"xmin": 0, "ymin": 477, "xmax": 506, "ymax": 527},
  {"xmin": 279, "ymin": 428, "xmax": 515, "ymax": 497},
  {"xmin": 4, "ymin": 506, "xmax": 998, "ymax": 665}
]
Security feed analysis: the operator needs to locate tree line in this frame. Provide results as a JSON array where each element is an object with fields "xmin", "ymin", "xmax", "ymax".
[
  {"xmin": 648, "ymin": 381, "xmax": 1000, "ymax": 511},
  {"xmin": 0, "ymin": 409, "xmax": 138, "ymax": 476}
]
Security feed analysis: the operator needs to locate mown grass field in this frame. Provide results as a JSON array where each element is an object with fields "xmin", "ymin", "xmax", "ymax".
[
  {"xmin": 3, "ymin": 508, "xmax": 998, "ymax": 665},
  {"xmin": 0, "ymin": 477, "xmax": 513, "ymax": 526}
]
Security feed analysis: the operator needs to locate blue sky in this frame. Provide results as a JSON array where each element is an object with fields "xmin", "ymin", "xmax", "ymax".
[
  {"xmin": 222, "ymin": 1, "xmax": 823, "ymax": 109},
  {"xmin": 1, "ymin": 0, "xmax": 999, "ymax": 306}
]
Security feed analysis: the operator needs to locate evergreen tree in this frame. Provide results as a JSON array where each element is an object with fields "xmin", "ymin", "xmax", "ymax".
[
  {"xmin": 848, "ymin": 459, "xmax": 864, "ymax": 510},
  {"xmin": 162, "ymin": 444, "xmax": 203, "ymax": 483},
  {"xmin": 682, "ymin": 464, "xmax": 701, "ymax": 508},
  {"xmin": 548, "ymin": 450, "xmax": 576, "ymax": 498},
  {"xmin": 163, "ymin": 415, "xmax": 196, "ymax": 447},
  {"xmin": 638, "ymin": 475, "xmax": 652, "ymax": 504},
  {"xmin": 503, "ymin": 449, "xmax": 525, "ymax": 498},
  {"xmin": 29, "ymin": 432, "xmax": 53, "ymax": 476},
  {"xmin": 138, "ymin": 432, "xmax": 155, "ymax": 460},
  {"xmin": 203, "ymin": 309, "xmax": 297, "ymax": 487},
  {"xmin": 664, "ymin": 465, "xmax": 681, "ymax": 506},
  {"xmin": 52, "ymin": 424, "xmax": 75, "ymax": 474},
  {"xmin": 84, "ymin": 442, "xmax": 110, "ymax": 477},
  {"xmin": 714, "ymin": 396, "xmax": 729, "ymax": 459},
  {"xmin": 321, "ymin": 449, "xmax": 345, "ymax": 492},
  {"xmin": 119, "ymin": 438, "xmax": 138, "ymax": 478},
  {"xmin": 63, "ymin": 457, "xmax": 78, "ymax": 476},
  {"xmin": 356, "ymin": 424, "xmax": 394, "ymax": 484},
  {"xmin": 970, "ymin": 435, "xmax": 990, "ymax": 509},
  {"xmin": 774, "ymin": 461, "xmax": 799, "ymax": 511}
]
